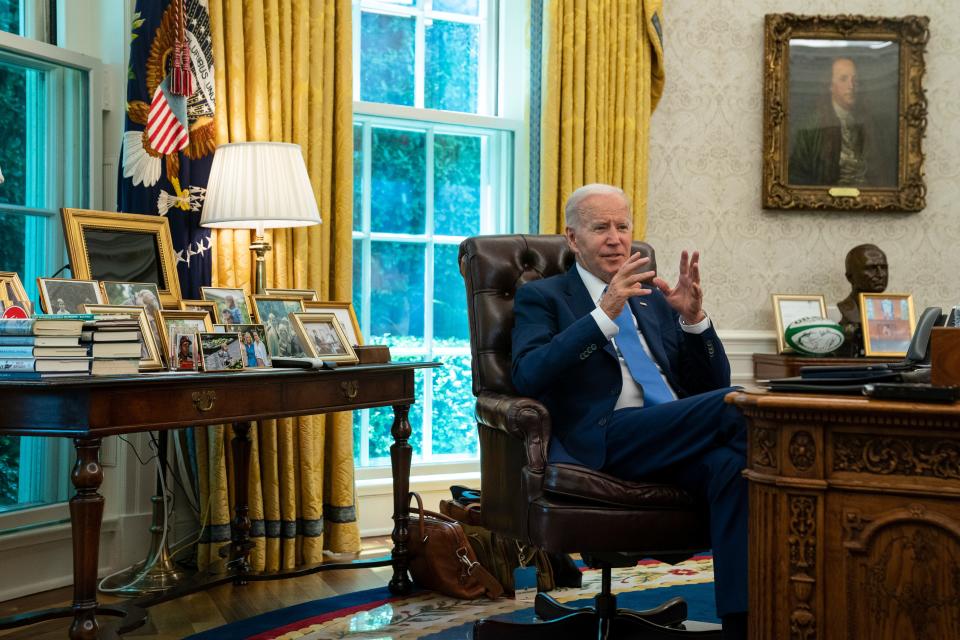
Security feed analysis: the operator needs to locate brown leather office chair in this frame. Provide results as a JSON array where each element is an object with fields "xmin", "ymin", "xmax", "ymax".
[{"xmin": 459, "ymin": 234, "xmax": 721, "ymax": 639}]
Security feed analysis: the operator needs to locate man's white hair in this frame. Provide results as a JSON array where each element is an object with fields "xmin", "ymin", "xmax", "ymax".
[{"xmin": 564, "ymin": 183, "xmax": 629, "ymax": 228}]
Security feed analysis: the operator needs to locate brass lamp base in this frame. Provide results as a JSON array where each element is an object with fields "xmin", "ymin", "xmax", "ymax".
[
  {"xmin": 250, "ymin": 233, "xmax": 271, "ymax": 295},
  {"xmin": 98, "ymin": 495, "xmax": 186, "ymax": 596}
]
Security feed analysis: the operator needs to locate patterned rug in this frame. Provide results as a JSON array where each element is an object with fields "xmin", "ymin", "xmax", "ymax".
[{"xmin": 188, "ymin": 555, "xmax": 717, "ymax": 639}]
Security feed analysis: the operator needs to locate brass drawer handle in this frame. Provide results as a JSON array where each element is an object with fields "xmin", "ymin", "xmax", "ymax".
[
  {"xmin": 340, "ymin": 380, "xmax": 359, "ymax": 400},
  {"xmin": 192, "ymin": 390, "xmax": 217, "ymax": 412}
]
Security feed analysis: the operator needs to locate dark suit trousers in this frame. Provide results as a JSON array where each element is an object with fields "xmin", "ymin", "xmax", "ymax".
[{"xmin": 600, "ymin": 387, "xmax": 747, "ymax": 618}]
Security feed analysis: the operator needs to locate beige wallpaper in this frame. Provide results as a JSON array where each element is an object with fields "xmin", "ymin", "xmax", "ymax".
[{"xmin": 647, "ymin": 0, "xmax": 960, "ymax": 331}]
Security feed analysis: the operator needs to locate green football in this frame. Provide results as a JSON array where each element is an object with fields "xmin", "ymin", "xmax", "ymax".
[{"xmin": 784, "ymin": 317, "xmax": 844, "ymax": 355}]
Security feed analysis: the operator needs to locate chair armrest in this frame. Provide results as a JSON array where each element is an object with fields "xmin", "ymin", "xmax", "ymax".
[{"xmin": 476, "ymin": 392, "xmax": 551, "ymax": 472}]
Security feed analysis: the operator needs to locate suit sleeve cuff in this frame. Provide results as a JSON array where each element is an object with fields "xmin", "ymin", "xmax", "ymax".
[
  {"xmin": 591, "ymin": 307, "xmax": 619, "ymax": 340},
  {"xmin": 679, "ymin": 314, "xmax": 711, "ymax": 335}
]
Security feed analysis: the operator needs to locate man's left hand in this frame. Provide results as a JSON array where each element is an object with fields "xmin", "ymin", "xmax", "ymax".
[{"xmin": 652, "ymin": 250, "xmax": 706, "ymax": 324}]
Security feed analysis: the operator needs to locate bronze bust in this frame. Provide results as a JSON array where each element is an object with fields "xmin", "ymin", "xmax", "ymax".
[{"xmin": 837, "ymin": 244, "xmax": 888, "ymax": 356}]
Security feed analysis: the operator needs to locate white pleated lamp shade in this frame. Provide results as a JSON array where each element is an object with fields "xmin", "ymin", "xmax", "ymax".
[{"xmin": 200, "ymin": 142, "xmax": 322, "ymax": 230}]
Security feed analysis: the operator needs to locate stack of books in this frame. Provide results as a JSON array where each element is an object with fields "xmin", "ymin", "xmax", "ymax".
[
  {"xmin": 83, "ymin": 314, "xmax": 143, "ymax": 376},
  {"xmin": 0, "ymin": 314, "xmax": 92, "ymax": 379}
]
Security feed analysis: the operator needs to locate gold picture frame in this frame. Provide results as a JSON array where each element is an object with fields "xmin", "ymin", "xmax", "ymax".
[
  {"xmin": 289, "ymin": 312, "xmax": 358, "ymax": 364},
  {"xmin": 762, "ymin": 14, "xmax": 929, "ymax": 212},
  {"xmin": 0, "ymin": 271, "xmax": 29, "ymax": 306},
  {"xmin": 61, "ymin": 208, "xmax": 183, "ymax": 308},
  {"xmin": 859, "ymin": 292, "xmax": 916, "ymax": 357},
  {"xmin": 179, "ymin": 299, "xmax": 219, "ymax": 325},
  {"xmin": 771, "ymin": 294, "xmax": 828, "ymax": 354},
  {"xmin": 157, "ymin": 310, "xmax": 214, "ymax": 367},
  {"xmin": 263, "ymin": 288, "xmax": 319, "ymax": 301},
  {"xmin": 303, "ymin": 300, "xmax": 363, "ymax": 346},
  {"xmin": 81, "ymin": 304, "xmax": 165, "ymax": 371}
]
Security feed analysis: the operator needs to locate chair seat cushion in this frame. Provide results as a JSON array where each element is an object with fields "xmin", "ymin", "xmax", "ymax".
[{"xmin": 543, "ymin": 463, "xmax": 697, "ymax": 509}]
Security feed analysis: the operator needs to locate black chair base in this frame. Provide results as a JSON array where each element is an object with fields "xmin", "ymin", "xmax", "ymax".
[{"xmin": 473, "ymin": 565, "xmax": 723, "ymax": 639}]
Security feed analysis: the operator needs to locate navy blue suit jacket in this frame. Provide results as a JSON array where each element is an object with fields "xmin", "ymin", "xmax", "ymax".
[{"xmin": 511, "ymin": 265, "xmax": 731, "ymax": 470}]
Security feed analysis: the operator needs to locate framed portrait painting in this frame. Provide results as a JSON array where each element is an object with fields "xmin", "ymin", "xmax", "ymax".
[
  {"xmin": 762, "ymin": 14, "xmax": 929, "ymax": 212},
  {"xmin": 860, "ymin": 293, "xmax": 915, "ymax": 357},
  {"xmin": 771, "ymin": 294, "xmax": 828, "ymax": 354}
]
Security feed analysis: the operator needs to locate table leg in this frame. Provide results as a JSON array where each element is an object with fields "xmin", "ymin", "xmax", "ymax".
[
  {"xmin": 388, "ymin": 403, "xmax": 413, "ymax": 595},
  {"xmin": 228, "ymin": 421, "xmax": 254, "ymax": 584},
  {"xmin": 69, "ymin": 438, "xmax": 103, "ymax": 640}
]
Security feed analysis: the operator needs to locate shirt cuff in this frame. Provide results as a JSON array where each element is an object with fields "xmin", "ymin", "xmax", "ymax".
[
  {"xmin": 679, "ymin": 314, "xmax": 711, "ymax": 335},
  {"xmin": 591, "ymin": 307, "xmax": 619, "ymax": 340}
]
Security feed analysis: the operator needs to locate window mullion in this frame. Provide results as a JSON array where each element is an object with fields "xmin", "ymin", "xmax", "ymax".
[
  {"xmin": 422, "ymin": 125, "xmax": 435, "ymax": 462},
  {"xmin": 359, "ymin": 118, "xmax": 374, "ymax": 468},
  {"xmin": 414, "ymin": 7, "xmax": 425, "ymax": 109}
]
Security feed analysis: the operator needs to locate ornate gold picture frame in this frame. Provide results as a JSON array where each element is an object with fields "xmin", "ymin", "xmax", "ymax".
[
  {"xmin": 289, "ymin": 312, "xmax": 358, "ymax": 364},
  {"xmin": 303, "ymin": 300, "xmax": 363, "ymax": 346},
  {"xmin": 61, "ymin": 208, "xmax": 183, "ymax": 308},
  {"xmin": 762, "ymin": 14, "xmax": 929, "ymax": 212}
]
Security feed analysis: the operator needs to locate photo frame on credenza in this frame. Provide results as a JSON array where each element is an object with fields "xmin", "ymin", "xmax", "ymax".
[
  {"xmin": 772, "ymin": 294, "xmax": 827, "ymax": 354},
  {"xmin": 860, "ymin": 292, "xmax": 916, "ymax": 357},
  {"xmin": 81, "ymin": 303, "xmax": 165, "ymax": 371},
  {"xmin": 38, "ymin": 278, "xmax": 105, "ymax": 315},
  {"xmin": 61, "ymin": 208, "xmax": 183, "ymax": 309},
  {"xmin": 303, "ymin": 300, "xmax": 363, "ymax": 346},
  {"xmin": 289, "ymin": 312, "xmax": 358, "ymax": 364}
]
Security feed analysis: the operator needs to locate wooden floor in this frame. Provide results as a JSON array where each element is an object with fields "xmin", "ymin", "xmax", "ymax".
[{"xmin": 0, "ymin": 537, "xmax": 394, "ymax": 639}]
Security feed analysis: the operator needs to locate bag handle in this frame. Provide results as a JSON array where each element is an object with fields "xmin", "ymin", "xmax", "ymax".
[{"xmin": 409, "ymin": 491, "xmax": 427, "ymax": 542}]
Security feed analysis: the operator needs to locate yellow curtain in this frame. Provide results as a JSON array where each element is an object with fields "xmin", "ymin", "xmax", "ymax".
[
  {"xmin": 197, "ymin": 0, "xmax": 359, "ymax": 571},
  {"xmin": 539, "ymin": 0, "xmax": 665, "ymax": 237}
]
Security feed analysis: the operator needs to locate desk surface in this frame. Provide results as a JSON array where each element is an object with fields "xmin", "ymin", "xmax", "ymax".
[{"xmin": 0, "ymin": 362, "xmax": 438, "ymax": 437}]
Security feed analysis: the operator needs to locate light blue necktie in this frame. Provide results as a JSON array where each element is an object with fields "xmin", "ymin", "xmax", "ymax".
[{"xmin": 613, "ymin": 304, "xmax": 674, "ymax": 406}]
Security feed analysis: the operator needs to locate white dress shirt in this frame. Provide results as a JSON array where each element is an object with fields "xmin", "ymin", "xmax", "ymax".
[{"xmin": 576, "ymin": 263, "xmax": 710, "ymax": 409}]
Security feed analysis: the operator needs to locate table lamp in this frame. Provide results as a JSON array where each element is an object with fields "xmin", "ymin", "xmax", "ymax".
[{"xmin": 200, "ymin": 141, "xmax": 322, "ymax": 293}]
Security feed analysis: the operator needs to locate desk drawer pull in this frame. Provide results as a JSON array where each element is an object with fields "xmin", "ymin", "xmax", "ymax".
[
  {"xmin": 192, "ymin": 390, "xmax": 217, "ymax": 412},
  {"xmin": 341, "ymin": 380, "xmax": 360, "ymax": 400}
]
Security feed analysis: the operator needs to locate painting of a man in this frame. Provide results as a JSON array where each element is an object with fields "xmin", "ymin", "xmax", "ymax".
[{"xmin": 787, "ymin": 46, "xmax": 899, "ymax": 188}]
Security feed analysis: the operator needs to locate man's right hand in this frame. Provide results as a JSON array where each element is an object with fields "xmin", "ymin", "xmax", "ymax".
[{"xmin": 599, "ymin": 252, "xmax": 655, "ymax": 320}]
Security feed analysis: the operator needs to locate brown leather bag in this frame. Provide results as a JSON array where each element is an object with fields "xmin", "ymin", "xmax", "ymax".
[{"xmin": 406, "ymin": 492, "xmax": 503, "ymax": 600}]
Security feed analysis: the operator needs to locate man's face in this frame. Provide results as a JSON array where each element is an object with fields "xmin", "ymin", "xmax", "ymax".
[
  {"xmin": 564, "ymin": 193, "xmax": 633, "ymax": 283},
  {"xmin": 850, "ymin": 248, "xmax": 888, "ymax": 293},
  {"xmin": 831, "ymin": 58, "xmax": 857, "ymax": 111}
]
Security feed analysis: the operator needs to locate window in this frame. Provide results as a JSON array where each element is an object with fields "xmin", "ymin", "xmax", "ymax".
[
  {"xmin": 0, "ymin": 25, "xmax": 95, "ymax": 513},
  {"xmin": 351, "ymin": 0, "xmax": 523, "ymax": 468}
]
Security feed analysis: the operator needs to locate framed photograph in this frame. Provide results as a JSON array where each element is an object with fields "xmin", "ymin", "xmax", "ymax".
[
  {"xmin": 157, "ymin": 310, "xmax": 214, "ymax": 367},
  {"xmin": 762, "ymin": 14, "xmax": 929, "ymax": 212},
  {"xmin": 38, "ymin": 278, "xmax": 104, "ymax": 314},
  {"xmin": 772, "ymin": 294, "xmax": 828, "ymax": 354},
  {"xmin": 173, "ymin": 332, "xmax": 200, "ymax": 371},
  {"xmin": 250, "ymin": 295, "xmax": 306, "ymax": 357},
  {"xmin": 263, "ymin": 288, "xmax": 319, "ymax": 301},
  {"xmin": 61, "ymin": 208, "xmax": 182, "ymax": 308},
  {"xmin": 303, "ymin": 300, "xmax": 363, "ymax": 346},
  {"xmin": 101, "ymin": 281, "xmax": 164, "ymax": 349},
  {"xmin": 178, "ymin": 299, "xmax": 218, "ymax": 324},
  {"xmin": 81, "ymin": 304, "xmax": 165, "ymax": 371},
  {"xmin": 0, "ymin": 271, "xmax": 32, "ymax": 315},
  {"xmin": 289, "ymin": 312, "xmax": 358, "ymax": 364},
  {"xmin": 860, "ymin": 293, "xmax": 916, "ymax": 357},
  {"xmin": 215, "ymin": 323, "xmax": 272, "ymax": 368},
  {"xmin": 198, "ymin": 332, "xmax": 245, "ymax": 371},
  {"xmin": 201, "ymin": 287, "xmax": 253, "ymax": 324}
]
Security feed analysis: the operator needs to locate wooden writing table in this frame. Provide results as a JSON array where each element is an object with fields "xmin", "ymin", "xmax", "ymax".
[
  {"xmin": 0, "ymin": 362, "xmax": 438, "ymax": 639},
  {"xmin": 728, "ymin": 389, "xmax": 960, "ymax": 639},
  {"xmin": 752, "ymin": 353, "xmax": 899, "ymax": 381}
]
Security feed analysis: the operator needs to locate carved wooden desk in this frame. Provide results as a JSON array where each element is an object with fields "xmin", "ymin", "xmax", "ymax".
[
  {"xmin": 0, "ymin": 363, "xmax": 437, "ymax": 639},
  {"xmin": 728, "ymin": 390, "xmax": 960, "ymax": 640}
]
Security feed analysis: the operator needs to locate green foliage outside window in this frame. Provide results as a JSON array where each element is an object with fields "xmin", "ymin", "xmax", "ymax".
[{"xmin": 0, "ymin": 435, "xmax": 19, "ymax": 506}]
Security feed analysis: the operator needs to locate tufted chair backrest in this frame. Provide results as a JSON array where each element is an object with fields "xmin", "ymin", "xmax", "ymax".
[{"xmin": 458, "ymin": 234, "xmax": 655, "ymax": 397}]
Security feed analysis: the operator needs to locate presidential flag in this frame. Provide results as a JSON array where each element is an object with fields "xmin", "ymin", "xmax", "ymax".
[{"xmin": 119, "ymin": 0, "xmax": 215, "ymax": 298}]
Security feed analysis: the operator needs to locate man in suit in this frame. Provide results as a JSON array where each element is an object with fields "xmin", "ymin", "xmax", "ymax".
[{"xmin": 511, "ymin": 183, "xmax": 747, "ymax": 639}]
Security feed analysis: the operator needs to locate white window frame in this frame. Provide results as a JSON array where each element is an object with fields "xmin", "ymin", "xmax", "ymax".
[
  {"xmin": 0, "ymin": 28, "xmax": 101, "ymax": 527},
  {"xmin": 352, "ymin": 0, "xmax": 528, "ymax": 485}
]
